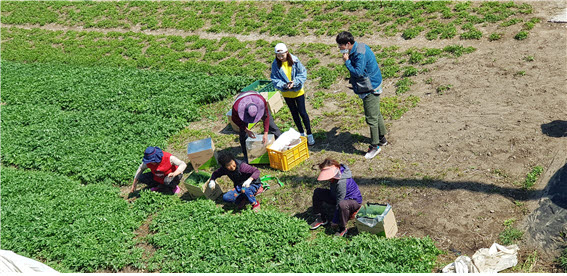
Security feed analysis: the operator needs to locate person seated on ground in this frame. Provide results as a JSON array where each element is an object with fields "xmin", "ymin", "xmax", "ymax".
[
  {"xmin": 208, "ymin": 153, "xmax": 262, "ymax": 212},
  {"xmin": 130, "ymin": 146, "xmax": 187, "ymax": 194},
  {"xmin": 231, "ymin": 90, "xmax": 282, "ymax": 163},
  {"xmin": 309, "ymin": 158, "xmax": 363, "ymax": 237}
]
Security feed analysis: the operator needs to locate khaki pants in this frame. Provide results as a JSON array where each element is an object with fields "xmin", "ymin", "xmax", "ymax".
[{"xmin": 362, "ymin": 93, "xmax": 387, "ymax": 146}]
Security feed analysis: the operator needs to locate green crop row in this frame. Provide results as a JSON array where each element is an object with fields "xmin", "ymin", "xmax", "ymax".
[
  {"xmin": 141, "ymin": 195, "xmax": 442, "ymax": 272},
  {"xmin": 1, "ymin": 167, "xmax": 442, "ymax": 272},
  {"xmin": 0, "ymin": 167, "xmax": 150, "ymax": 272},
  {"xmin": 1, "ymin": 60, "xmax": 253, "ymax": 184},
  {"xmin": 1, "ymin": 27, "xmax": 475, "ymax": 92},
  {"xmin": 0, "ymin": 1, "xmax": 535, "ymax": 40}
]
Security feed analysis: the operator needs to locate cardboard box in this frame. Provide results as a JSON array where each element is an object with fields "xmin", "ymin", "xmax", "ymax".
[
  {"xmin": 226, "ymin": 109, "xmax": 257, "ymax": 133},
  {"xmin": 260, "ymin": 91, "xmax": 284, "ymax": 116},
  {"xmin": 184, "ymin": 173, "xmax": 224, "ymax": 201},
  {"xmin": 246, "ymin": 134, "xmax": 274, "ymax": 164},
  {"xmin": 355, "ymin": 203, "xmax": 398, "ymax": 238},
  {"xmin": 187, "ymin": 138, "xmax": 218, "ymax": 171}
]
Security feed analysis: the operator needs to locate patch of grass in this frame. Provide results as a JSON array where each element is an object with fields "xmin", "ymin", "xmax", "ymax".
[
  {"xmin": 395, "ymin": 77, "xmax": 414, "ymax": 95},
  {"xmin": 402, "ymin": 66, "xmax": 418, "ymax": 77},
  {"xmin": 559, "ymin": 247, "xmax": 567, "ymax": 271},
  {"xmin": 460, "ymin": 23, "xmax": 482, "ymax": 39},
  {"xmin": 489, "ymin": 33, "xmax": 503, "ymax": 41},
  {"xmin": 523, "ymin": 165, "xmax": 543, "ymax": 189},
  {"xmin": 499, "ymin": 226, "xmax": 523, "ymax": 245},
  {"xmin": 514, "ymin": 31, "xmax": 529, "ymax": 40},
  {"xmin": 443, "ymin": 45, "xmax": 476, "ymax": 57},
  {"xmin": 380, "ymin": 95, "xmax": 420, "ymax": 120},
  {"xmin": 436, "ymin": 84, "xmax": 453, "ymax": 95},
  {"xmin": 515, "ymin": 71, "xmax": 526, "ymax": 77},
  {"xmin": 402, "ymin": 26, "xmax": 425, "ymax": 40},
  {"xmin": 492, "ymin": 168, "xmax": 508, "ymax": 178},
  {"xmin": 311, "ymin": 91, "xmax": 327, "ymax": 109},
  {"xmin": 523, "ymin": 55, "xmax": 535, "ymax": 62},
  {"xmin": 519, "ymin": 251, "xmax": 538, "ymax": 272}
]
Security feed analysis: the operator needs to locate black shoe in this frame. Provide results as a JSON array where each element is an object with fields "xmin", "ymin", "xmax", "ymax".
[{"xmin": 378, "ymin": 136, "xmax": 388, "ymax": 146}]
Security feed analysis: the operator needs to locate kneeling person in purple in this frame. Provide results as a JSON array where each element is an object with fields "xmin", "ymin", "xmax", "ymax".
[
  {"xmin": 208, "ymin": 153, "xmax": 262, "ymax": 212},
  {"xmin": 310, "ymin": 158, "xmax": 362, "ymax": 237}
]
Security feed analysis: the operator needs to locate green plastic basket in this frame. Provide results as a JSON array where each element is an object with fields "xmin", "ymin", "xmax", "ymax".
[{"xmin": 241, "ymin": 80, "xmax": 275, "ymax": 93}]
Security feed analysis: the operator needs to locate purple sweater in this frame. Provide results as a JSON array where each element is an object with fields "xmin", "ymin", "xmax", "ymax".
[
  {"xmin": 211, "ymin": 160, "xmax": 260, "ymax": 190},
  {"xmin": 330, "ymin": 164, "xmax": 363, "ymax": 223}
]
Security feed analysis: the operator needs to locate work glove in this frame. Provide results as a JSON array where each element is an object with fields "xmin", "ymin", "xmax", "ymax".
[
  {"xmin": 242, "ymin": 178, "xmax": 252, "ymax": 188},
  {"xmin": 208, "ymin": 179, "xmax": 216, "ymax": 189}
]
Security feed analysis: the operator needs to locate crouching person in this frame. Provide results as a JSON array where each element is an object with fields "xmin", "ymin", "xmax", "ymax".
[
  {"xmin": 208, "ymin": 153, "xmax": 262, "ymax": 212},
  {"xmin": 310, "ymin": 158, "xmax": 362, "ymax": 237},
  {"xmin": 131, "ymin": 146, "xmax": 186, "ymax": 194}
]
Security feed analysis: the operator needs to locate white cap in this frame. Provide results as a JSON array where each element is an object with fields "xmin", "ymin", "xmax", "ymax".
[{"xmin": 274, "ymin": 43, "xmax": 288, "ymax": 53}]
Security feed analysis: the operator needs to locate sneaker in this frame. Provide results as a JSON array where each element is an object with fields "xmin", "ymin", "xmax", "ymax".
[
  {"xmin": 252, "ymin": 202, "xmax": 261, "ymax": 212},
  {"xmin": 378, "ymin": 136, "xmax": 388, "ymax": 146},
  {"xmin": 254, "ymin": 186, "xmax": 264, "ymax": 196},
  {"xmin": 307, "ymin": 134, "xmax": 315, "ymax": 146},
  {"xmin": 364, "ymin": 145, "xmax": 381, "ymax": 159},
  {"xmin": 300, "ymin": 132, "xmax": 306, "ymax": 137},
  {"xmin": 309, "ymin": 217, "xmax": 328, "ymax": 230},
  {"xmin": 150, "ymin": 187, "xmax": 159, "ymax": 192},
  {"xmin": 335, "ymin": 227, "xmax": 348, "ymax": 237}
]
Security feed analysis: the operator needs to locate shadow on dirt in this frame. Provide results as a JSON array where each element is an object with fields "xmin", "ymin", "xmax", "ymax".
[
  {"xmin": 541, "ymin": 120, "xmax": 567, "ymax": 138},
  {"xmin": 280, "ymin": 173, "xmax": 541, "ymax": 201}
]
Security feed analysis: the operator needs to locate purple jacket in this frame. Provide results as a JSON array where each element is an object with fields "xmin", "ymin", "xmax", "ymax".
[
  {"xmin": 330, "ymin": 164, "xmax": 363, "ymax": 222},
  {"xmin": 211, "ymin": 160, "xmax": 261, "ymax": 192}
]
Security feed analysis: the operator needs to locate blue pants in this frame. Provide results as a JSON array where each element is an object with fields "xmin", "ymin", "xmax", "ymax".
[{"xmin": 222, "ymin": 184, "xmax": 260, "ymax": 205}]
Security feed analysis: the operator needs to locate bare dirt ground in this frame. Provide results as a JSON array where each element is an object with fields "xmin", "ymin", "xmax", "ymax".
[{"xmin": 44, "ymin": 0, "xmax": 563, "ymax": 272}]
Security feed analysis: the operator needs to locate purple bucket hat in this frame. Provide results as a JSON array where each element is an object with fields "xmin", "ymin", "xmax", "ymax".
[
  {"xmin": 237, "ymin": 93, "xmax": 265, "ymax": 124},
  {"xmin": 143, "ymin": 146, "xmax": 163, "ymax": 164}
]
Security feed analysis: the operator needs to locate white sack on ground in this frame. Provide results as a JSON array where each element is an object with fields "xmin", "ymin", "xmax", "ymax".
[
  {"xmin": 472, "ymin": 243, "xmax": 519, "ymax": 273},
  {"xmin": 269, "ymin": 128, "xmax": 301, "ymax": 151},
  {"xmin": 0, "ymin": 250, "xmax": 59, "ymax": 273}
]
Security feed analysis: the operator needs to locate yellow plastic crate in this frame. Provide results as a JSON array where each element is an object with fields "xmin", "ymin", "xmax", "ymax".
[{"xmin": 267, "ymin": 136, "xmax": 309, "ymax": 171}]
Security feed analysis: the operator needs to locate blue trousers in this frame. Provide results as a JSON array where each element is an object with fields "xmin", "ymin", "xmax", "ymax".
[{"xmin": 222, "ymin": 184, "xmax": 260, "ymax": 205}]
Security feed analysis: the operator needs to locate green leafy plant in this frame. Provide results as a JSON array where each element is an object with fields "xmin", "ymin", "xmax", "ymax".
[
  {"xmin": 436, "ymin": 84, "xmax": 453, "ymax": 95},
  {"xmin": 395, "ymin": 77, "xmax": 414, "ymax": 95},
  {"xmin": 489, "ymin": 33, "xmax": 503, "ymax": 41},
  {"xmin": 514, "ymin": 31, "xmax": 529, "ymax": 40},
  {"xmin": 523, "ymin": 165, "xmax": 543, "ymax": 189}
]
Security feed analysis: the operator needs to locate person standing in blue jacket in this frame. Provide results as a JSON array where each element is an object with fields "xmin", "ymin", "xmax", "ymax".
[
  {"xmin": 309, "ymin": 158, "xmax": 363, "ymax": 237},
  {"xmin": 336, "ymin": 31, "xmax": 388, "ymax": 159},
  {"xmin": 271, "ymin": 43, "xmax": 315, "ymax": 146}
]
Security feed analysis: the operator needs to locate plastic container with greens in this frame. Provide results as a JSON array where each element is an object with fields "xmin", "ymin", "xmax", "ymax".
[{"xmin": 184, "ymin": 171, "xmax": 211, "ymax": 187}]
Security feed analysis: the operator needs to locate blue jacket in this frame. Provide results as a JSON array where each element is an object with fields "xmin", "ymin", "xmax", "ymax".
[
  {"xmin": 270, "ymin": 53, "xmax": 307, "ymax": 92},
  {"xmin": 345, "ymin": 41, "xmax": 382, "ymax": 94}
]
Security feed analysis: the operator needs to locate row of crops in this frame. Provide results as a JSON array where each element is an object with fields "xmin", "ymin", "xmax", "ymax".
[
  {"xmin": 0, "ymin": 1, "xmax": 535, "ymax": 272},
  {"xmin": 1, "ymin": 168, "xmax": 442, "ymax": 272},
  {"xmin": 0, "ymin": 26, "xmax": 476, "ymax": 91},
  {"xmin": 1, "ymin": 1, "xmax": 537, "ymax": 39}
]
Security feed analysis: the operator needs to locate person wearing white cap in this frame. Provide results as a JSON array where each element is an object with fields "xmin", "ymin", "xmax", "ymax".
[
  {"xmin": 309, "ymin": 158, "xmax": 362, "ymax": 237},
  {"xmin": 271, "ymin": 42, "xmax": 315, "ymax": 146}
]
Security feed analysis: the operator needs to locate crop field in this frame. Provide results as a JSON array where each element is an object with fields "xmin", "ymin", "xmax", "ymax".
[{"xmin": 1, "ymin": 0, "xmax": 566, "ymax": 273}]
